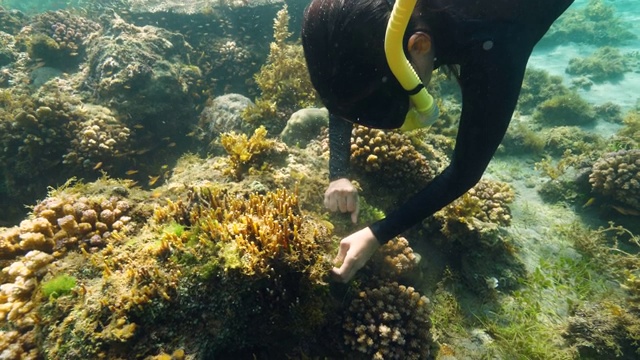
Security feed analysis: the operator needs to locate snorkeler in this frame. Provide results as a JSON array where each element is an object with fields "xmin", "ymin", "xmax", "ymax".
[{"xmin": 301, "ymin": 0, "xmax": 575, "ymax": 282}]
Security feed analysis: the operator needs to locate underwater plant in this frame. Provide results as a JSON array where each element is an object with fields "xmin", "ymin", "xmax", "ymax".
[
  {"xmin": 566, "ymin": 46, "xmax": 631, "ymax": 83},
  {"xmin": 219, "ymin": 125, "xmax": 284, "ymax": 180},
  {"xmin": 517, "ymin": 68, "xmax": 571, "ymax": 115},
  {"xmin": 242, "ymin": 5, "xmax": 319, "ymax": 134},
  {"xmin": 40, "ymin": 274, "xmax": 77, "ymax": 299},
  {"xmin": 541, "ymin": 0, "xmax": 636, "ymax": 47},
  {"xmin": 533, "ymin": 93, "xmax": 597, "ymax": 127}
]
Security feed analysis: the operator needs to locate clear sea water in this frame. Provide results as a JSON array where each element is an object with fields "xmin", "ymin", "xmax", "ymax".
[{"xmin": 1, "ymin": 0, "xmax": 639, "ymax": 359}]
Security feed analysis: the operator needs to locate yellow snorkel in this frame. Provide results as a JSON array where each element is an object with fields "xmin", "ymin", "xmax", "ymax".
[{"xmin": 385, "ymin": 0, "xmax": 439, "ymax": 131}]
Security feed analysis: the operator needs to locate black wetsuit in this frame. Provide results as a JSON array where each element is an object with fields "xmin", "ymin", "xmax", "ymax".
[{"xmin": 328, "ymin": 0, "xmax": 575, "ymax": 243}]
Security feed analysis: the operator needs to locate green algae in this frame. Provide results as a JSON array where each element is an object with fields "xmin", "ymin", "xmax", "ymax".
[{"xmin": 41, "ymin": 274, "xmax": 77, "ymax": 299}]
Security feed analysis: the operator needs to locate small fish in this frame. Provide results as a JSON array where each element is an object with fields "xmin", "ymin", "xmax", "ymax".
[
  {"xmin": 167, "ymin": 142, "xmax": 176, "ymax": 148},
  {"xmin": 125, "ymin": 169, "xmax": 139, "ymax": 175},
  {"xmin": 582, "ymin": 197, "xmax": 596, "ymax": 208},
  {"xmin": 148, "ymin": 175, "xmax": 160, "ymax": 186},
  {"xmin": 133, "ymin": 124, "xmax": 144, "ymax": 129},
  {"xmin": 611, "ymin": 205, "xmax": 640, "ymax": 216},
  {"xmin": 161, "ymin": 164, "xmax": 169, "ymax": 170},
  {"xmin": 93, "ymin": 162, "xmax": 103, "ymax": 170}
]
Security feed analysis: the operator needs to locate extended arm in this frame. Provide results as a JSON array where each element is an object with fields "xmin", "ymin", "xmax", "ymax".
[
  {"xmin": 370, "ymin": 30, "xmax": 533, "ymax": 243},
  {"xmin": 328, "ymin": 114, "xmax": 353, "ymax": 180}
]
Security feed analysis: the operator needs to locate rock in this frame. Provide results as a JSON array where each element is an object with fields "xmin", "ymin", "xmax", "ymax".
[
  {"xmin": 280, "ymin": 107, "xmax": 328, "ymax": 147},
  {"xmin": 199, "ymin": 93, "xmax": 255, "ymax": 138}
]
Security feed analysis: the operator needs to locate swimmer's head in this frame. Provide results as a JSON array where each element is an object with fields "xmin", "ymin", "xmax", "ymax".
[{"xmin": 302, "ymin": 0, "xmax": 437, "ymax": 129}]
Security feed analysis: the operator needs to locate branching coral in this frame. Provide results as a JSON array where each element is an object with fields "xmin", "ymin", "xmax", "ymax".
[
  {"xmin": 0, "ymin": 250, "xmax": 54, "ymax": 360},
  {"xmin": 0, "ymin": 178, "xmax": 133, "ymax": 265},
  {"xmin": 343, "ymin": 280, "xmax": 432, "ymax": 359},
  {"xmin": 26, "ymin": 10, "xmax": 101, "ymax": 68},
  {"xmin": 367, "ymin": 237, "xmax": 420, "ymax": 280},
  {"xmin": 62, "ymin": 104, "xmax": 132, "ymax": 171},
  {"xmin": 350, "ymin": 126, "xmax": 446, "ymax": 192},
  {"xmin": 589, "ymin": 149, "xmax": 640, "ymax": 211},
  {"xmin": 243, "ymin": 5, "xmax": 319, "ymax": 133},
  {"xmin": 432, "ymin": 179, "xmax": 515, "ymax": 242}
]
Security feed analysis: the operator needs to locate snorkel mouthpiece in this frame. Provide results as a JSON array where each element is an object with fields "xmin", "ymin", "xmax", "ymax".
[{"xmin": 385, "ymin": 0, "xmax": 439, "ymax": 131}]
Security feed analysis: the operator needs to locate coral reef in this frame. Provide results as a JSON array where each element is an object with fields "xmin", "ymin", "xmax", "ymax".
[
  {"xmin": 343, "ymin": 281, "xmax": 432, "ymax": 359},
  {"xmin": 0, "ymin": 181, "xmax": 133, "ymax": 260},
  {"xmin": 566, "ymin": 47, "xmax": 632, "ymax": 83},
  {"xmin": 430, "ymin": 179, "xmax": 516, "ymax": 244},
  {"xmin": 339, "ymin": 237, "xmax": 434, "ymax": 358},
  {"xmin": 532, "ymin": 93, "xmax": 597, "ymax": 127},
  {"xmin": 350, "ymin": 126, "xmax": 446, "ymax": 195},
  {"xmin": 0, "ymin": 78, "xmax": 135, "ymax": 220},
  {"xmin": 209, "ymin": 39, "xmax": 255, "ymax": 92},
  {"xmin": 595, "ymin": 102, "xmax": 624, "ymax": 124},
  {"xmin": 243, "ymin": 5, "xmax": 319, "ymax": 134},
  {"xmin": 517, "ymin": 68, "xmax": 571, "ymax": 115},
  {"xmin": 0, "ymin": 7, "xmax": 28, "ymax": 35},
  {"xmin": 26, "ymin": 10, "xmax": 101, "ymax": 68},
  {"xmin": 564, "ymin": 302, "xmax": 640, "ymax": 358},
  {"xmin": 617, "ymin": 110, "xmax": 640, "ymax": 149},
  {"xmin": 589, "ymin": 149, "xmax": 640, "ymax": 211},
  {"xmin": 501, "ymin": 119, "xmax": 546, "ymax": 155},
  {"xmin": 542, "ymin": 125, "xmax": 605, "ymax": 157},
  {"xmin": 541, "ymin": 0, "xmax": 636, "ymax": 47},
  {"xmin": 367, "ymin": 237, "xmax": 420, "ymax": 280},
  {"xmin": 0, "ymin": 250, "xmax": 54, "ymax": 360},
  {"xmin": 60, "ymin": 104, "xmax": 132, "ymax": 171},
  {"xmin": 145, "ymin": 186, "xmax": 336, "ymax": 356},
  {"xmin": 84, "ymin": 14, "xmax": 202, "ymax": 141}
]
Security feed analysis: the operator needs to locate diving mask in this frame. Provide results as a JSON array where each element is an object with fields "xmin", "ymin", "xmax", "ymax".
[{"xmin": 385, "ymin": 0, "xmax": 439, "ymax": 131}]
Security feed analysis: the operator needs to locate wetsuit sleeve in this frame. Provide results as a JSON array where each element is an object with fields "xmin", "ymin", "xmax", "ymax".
[
  {"xmin": 328, "ymin": 114, "xmax": 353, "ymax": 181},
  {"xmin": 369, "ymin": 28, "xmax": 534, "ymax": 243}
]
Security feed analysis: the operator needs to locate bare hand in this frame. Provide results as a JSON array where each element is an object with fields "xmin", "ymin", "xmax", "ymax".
[
  {"xmin": 331, "ymin": 227, "xmax": 380, "ymax": 283},
  {"xmin": 324, "ymin": 178, "xmax": 359, "ymax": 223}
]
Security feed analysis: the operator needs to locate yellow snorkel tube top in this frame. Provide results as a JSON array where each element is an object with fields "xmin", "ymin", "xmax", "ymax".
[{"xmin": 385, "ymin": 0, "xmax": 439, "ymax": 131}]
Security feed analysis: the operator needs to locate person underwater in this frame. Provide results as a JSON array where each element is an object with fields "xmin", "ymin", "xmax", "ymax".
[{"xmin": 301, "ymin": 0, "xmax": 575, "ymax": 282}]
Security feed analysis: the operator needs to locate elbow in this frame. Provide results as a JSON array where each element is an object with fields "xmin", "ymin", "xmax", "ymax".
[{"xmin": 446, "ymin": 161, "xmax": 487, "ymax": 193}]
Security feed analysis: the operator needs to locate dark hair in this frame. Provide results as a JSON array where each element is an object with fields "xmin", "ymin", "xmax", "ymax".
[{"xmin": 302, "ymin": 0, "xmax": 410, "ymax": 129}]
